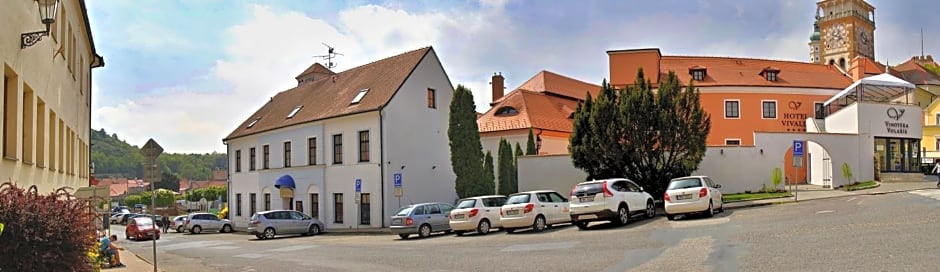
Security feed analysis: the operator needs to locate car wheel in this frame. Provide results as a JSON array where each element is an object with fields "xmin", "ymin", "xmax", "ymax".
[
  {"xmin": 192, "ymin": 226, "xmax": 202, "ymax": 234},
  {"xmin": 574, "ymin": 221, "xmax": 589, "ymax": 230},
  {"xmin": 125, "ymin": 233, "xmax": 131, "ymax": 240},
  {"xmin": 176, "ymin": 226, "xmax": 184, "ymax": 233},
  {"xmin": 477, "ymin": 219, "xmax": 491, "ymax": 235},
  {"xmin": 222, "ymin": 224, "xmax": 232, "ymax": 233},
  {"xmin": 418, "ymin": 224, "xmax": 432, "ymax": 238},
  {"xmin": 645, "ymin": 200, "xmax": 656, "ymax": 219},
  {"xmin": 719, "ymin": 201, "xmax": 725, "ymax": 213},
  {"xmin": 533, "ymin": 215, "xmax": 547, "ymax": 232},
  {"xmin": 706, "ymin": 201, "xmax": 714, "ymax": 218},
  {"xmin": 307, "ymin": 224, "xmax": 321, "ymax": 236},
  {"xmin": 255, "ymin": 234, "xmax": 264, "ymax": 240},
  {"xmin": 398, "ymin": 234, "xmax": 409, "ymax": 239},
  {"xmin": 666, "ymin": 214, "xmax": 675, "ymax": 221},
  {"xmin": 263, "ymin": 228, "xmax": 276, "ymax": 239},
  {"xmin": 617, "ymin": 205, "xmax": 630, "ymax": 226}
]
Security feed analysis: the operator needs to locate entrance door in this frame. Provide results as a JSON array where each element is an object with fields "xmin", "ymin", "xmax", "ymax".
[
  {"xmin": 284, "ymin": 197, "xmax": 293, "ymax": 210},
  {"xmin": 359, "ymin": 194, "xmax": 370, "ymax": 225}
]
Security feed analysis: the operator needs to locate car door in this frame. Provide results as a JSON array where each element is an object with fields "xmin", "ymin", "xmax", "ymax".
[
  {"xmin": 424, "ymin": 204, "xmax": 443, "ymax": 230},
  {"xmin": 624, "ymin": 180, "xmax": 644, "ymax": 213},
  {"xmin": 548, "ymin": 192, "xmax": 569, "ymax": 223},
  {"xmin": 483, "ymin": 197, "xmax": 506, "ymax": 227},
  {"xmin": 610, "ymin": 180, "xmax": 631, "ymax": 210},
  {"xmin": 207, "ymin": 214, "xmax": 222, "ymax": 231},
  {"xmin": 289, "ymin": 211, "xmax": 306, "ymax": 234},
  {"xmin": 706, "ymin": 177, "xmax": 723, "ymax": 205}
]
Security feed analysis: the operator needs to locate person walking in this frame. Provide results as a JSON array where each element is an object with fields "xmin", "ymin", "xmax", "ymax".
[
  {"xmin": 933, "ymin": 159, "xmax": 940, "ymax": 187},
  {"xmin": 161, "ymin": 214, "xmax": 170, "ymax": 234}
]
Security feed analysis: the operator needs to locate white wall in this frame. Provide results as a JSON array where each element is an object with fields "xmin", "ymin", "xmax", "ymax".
[
  {"xmin": 323, "ymin": 112, "xmax": 382, "ymax": 229},
  {"xmin": 381, "ymin": 49, "xmax": 457, "ymax": 226},
  {"xmin": 481, "ymin": 134, "xmax": 527, "ymax": 159},
  {"xmin": 825, "ymin": 103, "xmax": 860, "ymax": 133},
  {"xmin": 517, "ymin": 154, "xmax": 586, "ymax": 197},
  {"xmin": 807, "ymin": 141, "xmax": 832, "ymax": 186}
]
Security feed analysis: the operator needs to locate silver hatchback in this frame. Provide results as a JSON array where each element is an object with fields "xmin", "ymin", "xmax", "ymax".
[
  {"xmin": 248, "ymin": 210, "xmax": 324, "ymax": 240},
  {"xmin": 389, "ymin": 202, "xmax": 454, "ymax": 239}
]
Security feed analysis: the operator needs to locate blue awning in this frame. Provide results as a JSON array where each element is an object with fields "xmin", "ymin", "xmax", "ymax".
[{"xmin": 274, "ymin": 175, "xmax": 296, "ymax": 189}]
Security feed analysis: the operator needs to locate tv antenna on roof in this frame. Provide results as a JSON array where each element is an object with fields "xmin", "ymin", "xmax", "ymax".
[{"xmin": 314, "ymin": 43, "xmax": 343, "ymax": 69}]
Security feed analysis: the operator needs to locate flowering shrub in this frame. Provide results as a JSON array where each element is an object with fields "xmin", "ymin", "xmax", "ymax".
[{"xmin": 0, "ymin": 182, "xmax": 98, "ymax": 271}]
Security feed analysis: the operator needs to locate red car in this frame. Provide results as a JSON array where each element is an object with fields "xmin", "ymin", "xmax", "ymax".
[{"xmin": 126, "ymin": 217, "xmax": 161, "ymax": 241}]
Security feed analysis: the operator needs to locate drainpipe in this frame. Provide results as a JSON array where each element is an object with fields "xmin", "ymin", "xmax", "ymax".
[{"xmin": 379, "ymin": 109, "xmax": 386, "ymax": 228}]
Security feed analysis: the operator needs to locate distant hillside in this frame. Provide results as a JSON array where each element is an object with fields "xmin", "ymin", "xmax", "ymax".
[{"xmin": 90, "ymin": 128, "xmax": 227, "ymax": 180}]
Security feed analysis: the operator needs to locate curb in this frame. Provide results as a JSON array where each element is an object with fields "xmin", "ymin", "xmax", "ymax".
[
  {"xmin": 843, "ymin": 182, "xmax": 881, "ymax": 192},
  {"xmin": 724, "ymin": 187, "xmax": 936, "ymax": 210}
]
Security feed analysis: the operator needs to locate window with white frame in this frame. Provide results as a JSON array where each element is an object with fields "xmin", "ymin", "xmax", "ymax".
[
  {"xmin": 725, "ymin": 139, "xmax": 742, "ymax": 146},
  {"xmin": 724, "ymin": 100, "xmax": 740, "ymax": 119},
  {"xmin": 762, "ymin": 101, "xmax": 777, "ymax": 119}
]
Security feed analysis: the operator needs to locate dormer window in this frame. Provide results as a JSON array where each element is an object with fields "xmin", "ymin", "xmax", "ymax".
[
  {"xmin": 689, "ymin": 65, "xmax": 707, "ymax": 81},
  {"xmin": 246, "ymin": 118, "xmax": 261, "ymax": 128},
  {"xmin": 287, "ymin": 105, "xmax": 303, "ymax": 119},
  {"xmin": 351, "ymin": 89, "xmax": 369, "ymax": 105},
  {"xmin": 494, "ymin": 106, "xmax": 519, "ymax": 116},
  {"xmin": 760, "ymin": 66, "xmax": 781, "ymax": 82}
]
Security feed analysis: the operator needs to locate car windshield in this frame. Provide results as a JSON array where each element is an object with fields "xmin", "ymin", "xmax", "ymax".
[
  {"xmin": 668, "ymin": 178, "xmax": 703, "ymax": 190},
  {"xmin": 136, "ymin": 218, "xmax": 154, "ymax": 227},
  {"xmin": 456, "ymin": 199, "xmax": 476, "ymax": 209},
  {"xmin": 573, "ymin": 183, "xmax": 605, "ymax": 195},
  {"xmin": 506, "ymin": 194, "xmax": 531, "ymax": 204},
  {"xmin": 395, "ymin": 207, "xmax": 414, "ymax": 216}
]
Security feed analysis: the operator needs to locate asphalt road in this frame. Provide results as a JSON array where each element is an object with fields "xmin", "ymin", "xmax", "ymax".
[{"xmin": 113, "ymin": 189, "xmax": 940, "ymax": 272}]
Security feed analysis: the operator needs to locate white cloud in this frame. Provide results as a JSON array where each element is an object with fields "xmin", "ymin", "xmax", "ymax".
[{"xmin": 122, "ymin": 21, "xmax": 193, "ymax": 50}]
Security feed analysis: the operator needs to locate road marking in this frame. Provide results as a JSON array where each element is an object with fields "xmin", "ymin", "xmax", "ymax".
[
  {"xmin": 668, "ymin": 217, "xmax": 730, "ymax": 228},
  {"xmin": 500, "ymin": 242, "xmax": 577, "ymax": 252},
  {"xmin": 816, "ymin": 210, "xmax": 835, "ymax": 214},
  {"xmin": 160, "ymin": 241, "xmax": 233, "ymax": 251},
  {"xmin": 206, "ymin": 246, "xmax": 240, "ymax": 250},
  {"xmin": 233, "ymin": 253, "xmax": 268, "ymax": 259},
  {"xmin": 847, "ymin": 197, "xmax": 857, "ymax": 202},
  {"xmin": 266, "ymin": 245, "xmax": 318, "ymax": 252},
  {"xmin": 909, "ymin": 190, "xmax": 940, "ymax": 201},
  {"xmin": 629, "ymin": 236, "xmax": 713, "ymax": 271}
]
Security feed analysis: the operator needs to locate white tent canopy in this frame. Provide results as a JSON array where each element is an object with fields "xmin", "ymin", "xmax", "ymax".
[{"xmin": 823, "ymin": 73, "xmax": 916, "ymax": 106}]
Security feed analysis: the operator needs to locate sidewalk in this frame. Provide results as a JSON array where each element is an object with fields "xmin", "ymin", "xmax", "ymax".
[
  {"xmin": 724, "ymin": 180, "xmax": 938, "ymax": 210},
  {"xmin": 105, "ymin": 248, "xmax": 161, "ymax": 272}
]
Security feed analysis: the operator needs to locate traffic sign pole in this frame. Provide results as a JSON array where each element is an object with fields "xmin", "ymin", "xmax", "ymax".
[
  {"xmin": 792, "ymin": 140, "xmax": 802, "ymax": 202},
  {"xmin": 140, "ymin": 139, "xmax": 162, "ymax": 272}
]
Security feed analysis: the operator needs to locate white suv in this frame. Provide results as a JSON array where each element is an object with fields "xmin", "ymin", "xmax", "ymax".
[
  {"xmin": 569, "ymin": 178, "xmax": 656, "ymax": 229},
  {"xmin": 184, "ymin": 213, "xmax": 233, "ymax": 234}
]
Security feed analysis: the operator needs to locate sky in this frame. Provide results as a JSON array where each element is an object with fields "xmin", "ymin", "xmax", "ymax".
[{"xmin": 86, "ymin": 0, "xmax": 940, "ymax": 154}]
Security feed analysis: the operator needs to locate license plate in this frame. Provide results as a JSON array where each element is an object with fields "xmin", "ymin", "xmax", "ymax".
[
  {"xmin": 677, "ymin": 194, "xmax": 692, "ymax": 200},
  {"xmin": 148, "ymin": 231, "xmax": 155, "ymax": 235},
  {"xmin": 579, "ymin": 195, "xmax": 595, "ymax": 203},
  {"xmin": 454, "ymin": 214, "xmax": 465, "ymax": 219},
  {"xmin": 506, "ymin": 210, "xmax": 519, "ymax": 216}
]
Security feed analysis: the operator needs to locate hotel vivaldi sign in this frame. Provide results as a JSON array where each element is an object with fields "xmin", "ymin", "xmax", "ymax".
[
  {"xmin": 885, "ymin": 107, "xmax": 909, "ymax": 134},
  {"xmin": 781, "ymin": 101, "xmax": 808, "ymax": 132}
]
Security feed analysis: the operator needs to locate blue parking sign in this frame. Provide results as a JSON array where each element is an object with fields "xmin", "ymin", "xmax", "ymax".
[
  {"xmin": 355, "ymin": 179, "xmax": 362, "ymax": 192},
  {"xmin": 793, "ymin": 140, "xmax": 804, "ymax": 156},
  {"xmin": 393, "ymin": 173, "xmax": 402, "ymax": 188}
]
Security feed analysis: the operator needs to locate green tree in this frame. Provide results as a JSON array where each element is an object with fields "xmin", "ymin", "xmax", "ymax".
[
  {"xmin": 525, "ymin": 128, "xmax": 537, "ymax": 155},
  {"xmin": 448, "ymin": 85, "xmax": 487, "ymax": 198},
  {"xmin": 124, "ymin": 194, "xmax": 142, "ymax": 207},
  {"xmin": 155, "ymin": 189, "xmax": 176, "ymax": 208},
  {"xmin": 569, "ymin": 69, "xmax": 711, "ymax": 198},
  {"xmin": 483, "ymin": 151, "xmax": 496, "ymax": 194},
  {"xmin": 497, "ymin": 138, "xmax": 517, "ymax": 195},
  {"xmin": 154, "ymin": 172, "xmax": 181, "ymax": 192},
  {"xmin": 771, "ymin": 168, "xmax": 783, "ymax": 191},
  {"xmin": 841, "ymin": 162, "xmax": 854, "ymax": 184}
]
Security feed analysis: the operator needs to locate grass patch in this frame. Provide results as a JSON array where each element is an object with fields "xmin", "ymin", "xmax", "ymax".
[
  {"xmin": 723, "ymin": 192, "xmax": 792, "ymax": 203},
  {"xmin": 843, "ymin": 180, "xmax": 878, "ymax": 191}
]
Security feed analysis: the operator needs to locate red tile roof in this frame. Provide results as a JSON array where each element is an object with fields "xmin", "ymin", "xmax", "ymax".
[
  {"xmin": 478, "ymin": 90, "xmax": 578, "ymax": 133},
  {"xmin": 295, "ymin": 63, "xmax": 335, "ymax": 80},
  {"xmin": 894, "ymin": 58, "xmax": 940, "ymax": 85},
  {"xmin": 493, "ymin": 70, "xmax": 601, "ymax": 105},
  {"xmin": 225, "ymin": 47, "xmax": 435, "ymax": 141},
  {"xmin": 659, "ymin": 56, "xmax": 853, "ymax": 89}
]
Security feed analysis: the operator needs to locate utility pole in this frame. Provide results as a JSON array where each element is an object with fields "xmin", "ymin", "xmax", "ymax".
[{"xmin": 140, "ymin": 139, "xmax": 163, "ymax": 272}]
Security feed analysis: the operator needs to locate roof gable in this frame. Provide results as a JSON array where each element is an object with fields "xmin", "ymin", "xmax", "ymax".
[
  {"xmin": 225, "ymin": 47, "xmax": 433, "ymax": 141},
  {"xmin": 894, "ymin": 59, "xmax": 940, "ymax": 85}
]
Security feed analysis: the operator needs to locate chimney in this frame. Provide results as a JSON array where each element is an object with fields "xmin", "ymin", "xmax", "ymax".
[{"xmin": 491, "ymin": 72, "xmax": 505, "ymax": 102}]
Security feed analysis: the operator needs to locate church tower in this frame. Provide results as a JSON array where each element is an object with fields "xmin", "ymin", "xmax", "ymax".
[{"xmin": 812, "ymin": 0, "xmax": 875, "ymax": 69}]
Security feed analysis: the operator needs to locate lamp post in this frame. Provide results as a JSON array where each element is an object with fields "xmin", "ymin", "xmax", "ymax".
[{"xmin": 21, "ymin": 0, "xmax": 59, "ymax": 49}]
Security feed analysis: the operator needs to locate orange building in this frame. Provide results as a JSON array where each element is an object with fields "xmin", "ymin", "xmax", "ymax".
[{"xmin": 608, "ymin": 48, "xmax": 854, "ymax": 147}]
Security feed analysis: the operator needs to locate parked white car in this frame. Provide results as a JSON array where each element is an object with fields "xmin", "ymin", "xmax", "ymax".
[
  {"xmin": 183, "ymin": 212, "xmax": 233, "ymax": 234},
  {"xmin": 664, "ymin": 176, "xmax": 724, "ymax": 220},
  {"xmin": 449, "ymin": 195, "xmax": 507, "ymax": 236},
  {"xmin": 569, "ymin": 178, "xmax": 656, "ymax": 229},
  {"xmin": 499, "ymin": 190, "xmax": 570, "ymax": 233}
]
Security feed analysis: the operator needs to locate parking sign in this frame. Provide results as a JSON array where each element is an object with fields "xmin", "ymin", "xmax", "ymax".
[
  {"xmin": 355, "ymin": 179, "xmax": 362, "ymax": 192},
  {"xmin": 393, "ymin": 173, "xmax": 402, "ymax": 188},
  {"xmin": 793, "ymin": 140, "xmax": 804, "ymax": 157}
]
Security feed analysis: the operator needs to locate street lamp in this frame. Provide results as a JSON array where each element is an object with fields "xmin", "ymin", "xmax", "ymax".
[{"xmin": 21, "ymin": 0, "xmax": 59, "ymax": 49}]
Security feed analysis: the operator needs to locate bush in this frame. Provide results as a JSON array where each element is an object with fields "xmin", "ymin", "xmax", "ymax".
[{"xmin": 0, "ymin": 182, "xmax": 98, "ymax": 271}]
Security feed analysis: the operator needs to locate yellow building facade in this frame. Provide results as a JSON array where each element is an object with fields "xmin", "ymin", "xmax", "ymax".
[{"xmin": 1, "ymin": 0, "xmax": 103, "ymax": 192}]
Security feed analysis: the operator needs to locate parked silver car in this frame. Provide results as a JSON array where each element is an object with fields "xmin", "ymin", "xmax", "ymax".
[
  {"xmin": 248, "ymin": 210, "xmax": 324, "ymax": 240},
  {"xmin": 389, "ymin": 202, "xmax": 455, "ymax": 239},
  {"xmin": 184, "ymin": 213, "xmax": 233, "ymax": 234}
]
